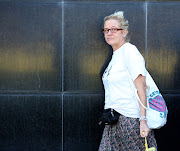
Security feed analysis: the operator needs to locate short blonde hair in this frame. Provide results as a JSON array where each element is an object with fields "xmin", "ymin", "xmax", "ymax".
[{"xmin": 103, "ymin": 11, "xmax": 130, "ymax": 42}]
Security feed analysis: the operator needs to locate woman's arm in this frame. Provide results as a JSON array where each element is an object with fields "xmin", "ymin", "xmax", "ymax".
[{"xmin": 134, "ymin": 74, "xmax": 150, "ymax": 138}]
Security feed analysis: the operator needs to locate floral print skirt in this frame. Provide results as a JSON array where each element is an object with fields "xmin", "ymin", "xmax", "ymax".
[{"xmin": 98, "ymin": 115, "xmax": 157, "ymax": 151}]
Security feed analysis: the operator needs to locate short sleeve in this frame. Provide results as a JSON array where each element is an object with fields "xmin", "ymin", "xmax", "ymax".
[{"xmin": 125, "ymin": 44, "xmax": 146, "ymax": 81}]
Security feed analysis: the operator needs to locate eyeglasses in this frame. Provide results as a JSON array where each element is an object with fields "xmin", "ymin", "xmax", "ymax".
[{"xmin": 102, "ymin": 28, "xmax": 123, "ymax": 34}]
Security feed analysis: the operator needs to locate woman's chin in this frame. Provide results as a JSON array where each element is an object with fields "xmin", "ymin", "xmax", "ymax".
[{"xmin": 106, "ymin": 42, "xmax": 115, "ymax": 46}]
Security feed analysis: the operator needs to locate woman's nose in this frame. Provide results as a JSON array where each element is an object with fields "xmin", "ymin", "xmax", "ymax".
[{"xmin": 107, "ymin": 30, "xmax": 112, "ymax": 35}]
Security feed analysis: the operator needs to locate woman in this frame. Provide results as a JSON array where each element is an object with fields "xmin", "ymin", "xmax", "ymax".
[{"xmin": 99, "ymin": 11, "xmax": 157, "ymax": 150}]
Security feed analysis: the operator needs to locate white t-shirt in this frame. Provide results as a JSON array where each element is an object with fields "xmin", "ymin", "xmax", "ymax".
[{"xmin": 102, "ymin": 43, "xmax": 146, "ymax": 118}]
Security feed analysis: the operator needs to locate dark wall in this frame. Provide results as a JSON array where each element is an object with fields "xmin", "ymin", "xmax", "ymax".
[{"xmin": 0, "ymin": 1, "xmax": 179, "ymax": 151}]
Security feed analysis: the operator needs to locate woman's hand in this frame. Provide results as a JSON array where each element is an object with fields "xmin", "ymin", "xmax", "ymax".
[{"xmin": 140, "ymin": 120, "xmax": 150, "ymax": 137}]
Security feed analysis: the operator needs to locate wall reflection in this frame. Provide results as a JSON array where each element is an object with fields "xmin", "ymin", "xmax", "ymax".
[
  {"xmin": 147, "ymin": 49, "xmax": 178, "ymax": 89},
  {"xmin": 0, "ymin": 42, "xmax": 55, "ymax": 72},
  {"xmin": 80, "ymin": 51, "xmax": 107, "ymax": 76}
]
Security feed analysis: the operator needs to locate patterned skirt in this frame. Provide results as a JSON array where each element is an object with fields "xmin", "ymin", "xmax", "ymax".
[{"xmin": 98, "ymin": 115, "xmax": 157, "ymax": 151}]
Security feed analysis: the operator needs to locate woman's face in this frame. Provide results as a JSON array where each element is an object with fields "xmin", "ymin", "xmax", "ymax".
[{"xmin": 104, "ymin": 19, "xmax": 127, "ymax": 50}]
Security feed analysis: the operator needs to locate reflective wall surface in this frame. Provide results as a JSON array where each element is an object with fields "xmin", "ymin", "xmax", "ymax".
[{"xmin": 0, "ymin": 1, "xmax": 180, "ymax": 151}]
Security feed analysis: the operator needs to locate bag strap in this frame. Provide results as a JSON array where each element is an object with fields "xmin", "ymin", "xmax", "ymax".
[
  {"xmin": 126, "ymin": 68, "xmax": 148, "ymax": 110},
  {"xmin": 122, "ymin": 45, "xmax": 148, "ymax": 110}
]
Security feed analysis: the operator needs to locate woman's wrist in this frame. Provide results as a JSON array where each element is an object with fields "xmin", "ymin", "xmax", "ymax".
[{"xmin": 139, "ymin": 116, "xmax": 147, "ymax": 121}]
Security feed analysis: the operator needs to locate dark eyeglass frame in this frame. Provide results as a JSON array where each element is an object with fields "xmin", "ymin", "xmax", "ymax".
[{"xmin": 102, "ymin": 28, "xmax": 123, "ymax": 34}]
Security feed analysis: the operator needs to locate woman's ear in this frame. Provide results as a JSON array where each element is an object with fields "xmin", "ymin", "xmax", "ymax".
[{"xmin": 123, "ymin": 29, "xmax": 128, "ymax": 38}]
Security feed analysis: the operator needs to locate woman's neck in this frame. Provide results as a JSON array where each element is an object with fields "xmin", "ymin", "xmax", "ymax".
[{"xmin": 113, "ymin": 42, "xmax": 126, "ymax": 52}]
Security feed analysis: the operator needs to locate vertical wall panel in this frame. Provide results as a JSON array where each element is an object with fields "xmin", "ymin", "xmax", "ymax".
[
  {"xmin": 147, "ymin": 2, "xmax": 180, "ymax": 151},
  {"xmin": 0, "ymin": 1, "xmax": 63, "ymax": 151},
  {"xmin": 155, "ymin": 95, "xmax": 180, "ymax": 151},
  {"xmin": 63, "ymin": 94, "xmax": 104, "ymax": 151},
  {"xmin": 0, "ymin": 2, "xmax": 62, "ymax": 92},
  {"xmin": 64, "ymin": 2, "xmax": 146, "ymax": 91},
  {"xmin": 0, "ymin": 95, "xmax": 62, "ymax": 150},
  {"xmin": 147, "ymin": 2, "xmax": 180, "ymax": 92}
]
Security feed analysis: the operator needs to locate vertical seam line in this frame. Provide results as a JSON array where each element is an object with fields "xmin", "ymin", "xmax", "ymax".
[
  {"xmin": 145, "ymin": 2, "xmax": 148, "ymax": 67},
  {"xmin": 61, "ymin": 1, "xmax": 64, "ymax": 151}
]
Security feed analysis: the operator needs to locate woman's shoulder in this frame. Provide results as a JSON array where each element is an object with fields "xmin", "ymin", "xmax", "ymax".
[
  {"xmin": 123, "ymin": 43, "xmax": 139, "ymax": 55},
  {"xmin": 124, "ymin": 43, "xmax": 144, "ymax": 61},
  {"xmin": 124, "ymin": 43, "xmax": 138, "ymax": 51}
]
